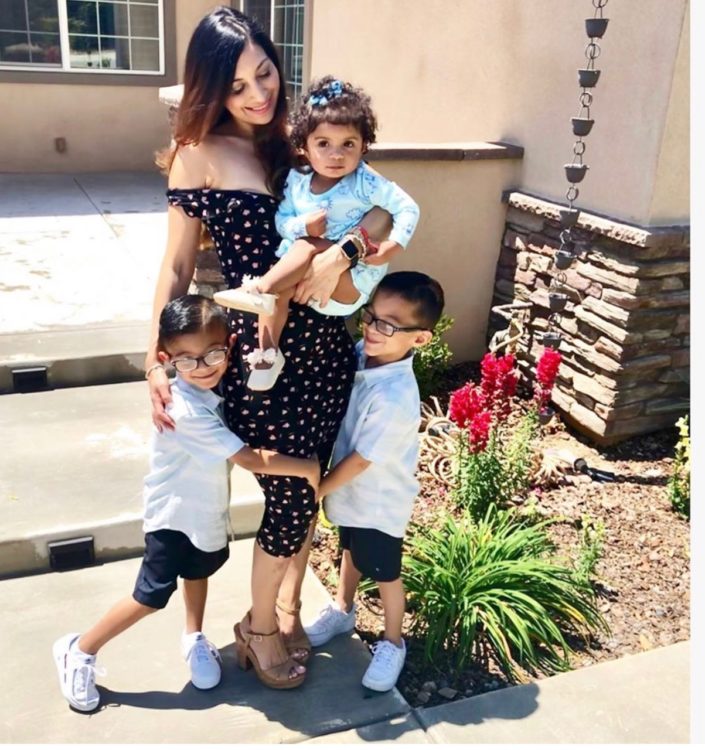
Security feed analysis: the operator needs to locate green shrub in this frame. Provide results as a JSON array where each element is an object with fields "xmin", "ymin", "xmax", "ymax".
[
  {"xmin": 403, "ymin": 506, "xmax": 607, "ymax": 679},
  {"xmin": 668, "ymin": 415, "xmax": 690, "ymax": 519},
  {"xmin": 413, "ymin": 314, "xmax": 454, "ymax": 399}
]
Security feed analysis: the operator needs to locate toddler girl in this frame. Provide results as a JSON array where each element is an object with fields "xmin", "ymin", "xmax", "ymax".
[{"xmin": 215, "ymin": 76, "xmax": 420, "ymax": 390}]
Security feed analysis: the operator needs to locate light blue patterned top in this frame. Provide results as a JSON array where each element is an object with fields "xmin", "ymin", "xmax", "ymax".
[{"xmin": 275, "ymin": 161, "xmax": 420, "ymax": 254}]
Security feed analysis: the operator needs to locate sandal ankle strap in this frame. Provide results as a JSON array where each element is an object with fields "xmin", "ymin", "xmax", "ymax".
[{"xmin": 275, "ymin": 599, "xmax": 302, "ymax": 616}]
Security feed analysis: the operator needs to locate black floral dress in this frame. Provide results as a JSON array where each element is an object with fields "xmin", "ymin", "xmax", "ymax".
[{"xmin": 167, "ymin": 189, "xmax": 356, "ymax": 557}]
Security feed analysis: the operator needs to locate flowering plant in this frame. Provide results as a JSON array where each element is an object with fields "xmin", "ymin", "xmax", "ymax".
[
  {"xmin": 535, "ymin": 347, "xmax": 562, "ymax": 409},
  {"xmin": 448, "ymin": 348, "xmax": 560, "ymax": 520}
]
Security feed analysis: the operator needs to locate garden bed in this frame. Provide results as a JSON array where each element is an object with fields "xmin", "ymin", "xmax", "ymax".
[{"xmin": 308, "ymin": 362, "xmax": 690, "ymax": 709}]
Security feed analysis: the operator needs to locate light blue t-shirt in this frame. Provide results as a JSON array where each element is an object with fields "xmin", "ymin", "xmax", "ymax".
[
  {"xmin": 142, "ymin": 376, "xmax": 245, "ymax": 552},
  {"xmin": 324, "ymin": 341, "xmax": 421, "ymax": 538}
]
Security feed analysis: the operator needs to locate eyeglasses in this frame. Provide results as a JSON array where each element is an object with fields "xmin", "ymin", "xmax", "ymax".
[
  {"xmin": 170, "ymin": 347, "xmax": 228, "ymax": 373},
  {"xmin": 360, "ymin": 306, "xmax": 430, "ymax": 338}
]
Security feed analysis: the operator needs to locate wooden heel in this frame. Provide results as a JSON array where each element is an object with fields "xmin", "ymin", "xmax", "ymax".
[{"xmin": 234, "ymin": 612, "xmax": 305, "ymax": 690}]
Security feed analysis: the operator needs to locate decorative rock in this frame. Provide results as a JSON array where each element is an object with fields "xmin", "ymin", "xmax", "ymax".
[
  {"xmin": 421, "ymin": 681, "xmax": 437, "ymax": 693},
  {"xmin": 502, "ymin": 228, "xmax": 528, "ymax": 252},
  {"xmin": 601, "ymin": 288, "xmax": 642, "ymax": 310},
  {"xmin": 582, "ymin": 295, "xmax": 630, "ymax": 324},
  {"xmin": 438, "ymin": 687, "xmax": 458, "ymax": 700},
  {"xmin": 416, "ymin": 691, "xmax": 431, "ymax": 705},
  {"xmin": 644, "ymin": 397, "xmax": 690, "ymax": 415}
]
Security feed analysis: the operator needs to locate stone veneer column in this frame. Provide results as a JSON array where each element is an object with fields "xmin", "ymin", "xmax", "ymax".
[{"xmin": 489, "ymin": 191, "xmax": 689, "ymax": 445}]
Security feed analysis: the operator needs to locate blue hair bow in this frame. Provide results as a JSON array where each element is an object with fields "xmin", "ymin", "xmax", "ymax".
[{"xmin": 309, "ymin": 79, "xmax": 344, "ymax": 108}]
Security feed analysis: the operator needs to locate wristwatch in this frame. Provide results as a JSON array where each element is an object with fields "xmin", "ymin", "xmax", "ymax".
[{"xmin": 338, "ymin": 237, "xmax": 360, "ymax": 268}]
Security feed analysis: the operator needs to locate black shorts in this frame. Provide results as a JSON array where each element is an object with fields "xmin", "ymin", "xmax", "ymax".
[
  {"xmin": 339, "ymin": 526, "xmax": 403, "ymax": 582},
  {"xmin": 132, "ymin": 529, "xmax": 229, "ymax": 610}
]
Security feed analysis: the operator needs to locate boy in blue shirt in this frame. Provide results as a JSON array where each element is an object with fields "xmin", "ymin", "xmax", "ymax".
[
  {"xmin": 53, "ymin": 295, "xmax": 319, "ymax": 712},
  {"xmin": 304, "ymin": 271, "xmax": 445, "ymax": 692}
]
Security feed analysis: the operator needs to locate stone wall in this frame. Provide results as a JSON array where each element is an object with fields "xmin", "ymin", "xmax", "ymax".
[{"xmin": 489, "ymin": 191, "xmax": 689, "ymax": 445}]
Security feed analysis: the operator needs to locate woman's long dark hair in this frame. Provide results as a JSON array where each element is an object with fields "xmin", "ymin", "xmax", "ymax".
[{"xmin": 158, "ymin": 7, "xmax": 291, "ymax": 197}]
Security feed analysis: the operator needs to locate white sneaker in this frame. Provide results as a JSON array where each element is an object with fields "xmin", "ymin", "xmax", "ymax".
[
  {"xmin": 52, "ymin": 633, "xmax": 102, "ymax": 712},
  {"xmin": 214, "ymin": 279, "xmax": 277, "ymax": 316},
  {"xmin": 245, "ymin": 348, "xmax": 285, "ymax": 391},
  {"xmin": 182, "ymin": 631, "xmax": 222, "ymax": 690},
  {"xmin": 303, "ymin": 602, "xmax": 356, "ymax": 647},
  {"xmin": 361, "ymin": 639, "xmax": 406, "ymax": 692}
]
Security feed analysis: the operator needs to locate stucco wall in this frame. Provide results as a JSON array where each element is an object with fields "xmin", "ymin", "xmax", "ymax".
[
  {"xmin": 0, "ymin": 0, "xmax": 214, "ymax": 173},
  {"xmin": 309, "ymin": 0, "xmax": 689, "ymax": 226},
  {"xmin": 368, "ymin": 157, "xmax": 522, "ymax": 361}
]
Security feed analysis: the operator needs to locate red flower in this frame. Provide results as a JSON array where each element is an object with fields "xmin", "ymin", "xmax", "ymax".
[
  {"xmin": 535, "ymin": 347, "xmax": 562, "ymax": 407},
  {"xmin": 469, "ymin": 410, "xmax": 492, "ymax": 453},
  {"xmin": 449, "ymin": 383, "xmax": 486, "ymax": 428},
  {"xmin": 480, "ymin": 352, "xmax": 517, "ymax": 417}
]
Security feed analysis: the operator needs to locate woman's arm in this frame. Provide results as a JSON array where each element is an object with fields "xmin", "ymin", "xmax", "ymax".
[
  {"xmin": 292, "ymin": 207, "xmax": 393, "ymax": 306},
  {"xmin": 147, "ymin": 147, "xmax": 207, "ymax": 430}
]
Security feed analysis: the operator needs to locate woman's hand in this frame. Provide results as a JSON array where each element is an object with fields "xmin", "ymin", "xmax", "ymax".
[
  {"xmin": 292, "ymin": 240, "xmax": 349, "ymax": 307},
  {"xmin": 148, "ymin": 366, "xmax": 175, "ymax": 431}
]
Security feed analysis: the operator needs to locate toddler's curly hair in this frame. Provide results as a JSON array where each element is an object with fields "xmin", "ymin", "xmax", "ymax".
[{"xmin": 289, "ymin": 75, "xmax": 378, "ymax": 155}]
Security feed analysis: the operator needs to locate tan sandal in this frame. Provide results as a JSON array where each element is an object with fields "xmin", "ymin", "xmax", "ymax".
[
  {"xmin": 276, "ymin": 600, "xmax": 312, "ymax": 665},
  {"xmin": 233, "ymin": 612, "xmax": 305, "ymax": 690}
]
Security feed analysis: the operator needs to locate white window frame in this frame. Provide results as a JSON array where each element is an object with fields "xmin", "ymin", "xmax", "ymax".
[
  {"xmin": 0, "ymin": 0, "xmax": 165, "ymax": 76},
  {"xmin": 239, "ymin": 0, "xmax": 306, "ymax": 98}
]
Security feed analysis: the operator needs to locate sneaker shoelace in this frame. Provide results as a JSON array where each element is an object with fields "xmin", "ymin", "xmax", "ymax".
[
  {"xmin": 370, "ymin": 641, "xmax": 399, "ymax": 669},
  {"xmin": 317, "ymin": 604, "xmax": 345, "ymax": 627},
  {"xmin": 191, "ymin": 639, "xmax": 218, "ymax": 664}
]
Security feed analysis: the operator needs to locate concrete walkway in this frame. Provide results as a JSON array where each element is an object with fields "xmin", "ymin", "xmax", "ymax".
[
  {"xmin": 0, "ymin": 171, "xmax": 693, "ymax": 743},
  {"xmin": 0, "ymin": 538, "xmax": 690, "ymax": 744}
]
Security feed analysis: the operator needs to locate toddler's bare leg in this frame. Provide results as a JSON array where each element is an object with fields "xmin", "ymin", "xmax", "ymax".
[
  {"xmin": 256, "ymin": 287, "xmax": 295, "ymax": 363},
  {"xmin": 77, "ymin": 596, "xmax": 156, "ymax": 654},
  {"xmin": 258, "ymin": 240, "xmax": 321, "ymax": 294},
  {"xmin": 377, "ymin": 578, "xmax": 405, "ymax": 647}
]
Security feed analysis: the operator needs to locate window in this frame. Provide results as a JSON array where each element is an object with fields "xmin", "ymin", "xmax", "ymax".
[
  {"xmin": 0, "ymin": 0, "xmax": 164, "ymax": 74},
  {"xmin": 242, "ymin": 0, "xmax": 305, "ymax": 99}
]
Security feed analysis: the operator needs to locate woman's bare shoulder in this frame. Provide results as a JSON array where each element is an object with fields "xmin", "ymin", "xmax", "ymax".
[{"xmin": 168, "ymin": 143, "xmax": 210, "ymax": 189}]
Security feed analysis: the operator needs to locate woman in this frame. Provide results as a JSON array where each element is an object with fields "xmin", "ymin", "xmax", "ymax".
[{"xmin": 146, "ymin": 7, "xmax": 387, "ymax": 689}]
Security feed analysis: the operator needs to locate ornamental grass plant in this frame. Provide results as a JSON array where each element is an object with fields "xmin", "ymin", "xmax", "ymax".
[{"xmin": 403, "ymin": 506, "xmax": 608, "ymax": 679}]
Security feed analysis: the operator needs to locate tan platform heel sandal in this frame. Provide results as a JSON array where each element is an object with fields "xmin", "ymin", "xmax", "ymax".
[
  {"xmin": 233, "ymin": 612, "xmax": 305, "ymax": 690},
  {"xmin": 276, "ymin": 600, "xmax": 312, "ymax": 665}
]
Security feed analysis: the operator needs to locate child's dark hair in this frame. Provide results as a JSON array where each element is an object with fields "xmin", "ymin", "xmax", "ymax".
[
  {"xmin": 376, "ymin": 271, "xmax": 445, "ymax": 331},
  {"xmin": 289, "ymin": 75, "xmax": 378, "ymax": 155},
  {"xmin": 159, "ymin": 295, "xmax": 229, "ymax": 349}
]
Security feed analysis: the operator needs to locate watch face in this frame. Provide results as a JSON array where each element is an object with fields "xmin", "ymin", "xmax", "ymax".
[{"xmin": 340, "ymin": 238, "xmax": 359, "ymax": 260}]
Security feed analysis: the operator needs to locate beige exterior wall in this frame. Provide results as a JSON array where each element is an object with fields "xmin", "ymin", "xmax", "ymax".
[
  {"xmin": 649, "ymin": 1, "xmax": 690, "ymax": 224},
  {"xmin": 370, "ymin": 158, "xmax": 522, "ymax": 361},
  {"xmin": 310, "ymin": 0, "xmax": 689, "ymax": 226},
  {"xmin": 0, "ymin": 0, "xmax": 214, "ymax": 173}
]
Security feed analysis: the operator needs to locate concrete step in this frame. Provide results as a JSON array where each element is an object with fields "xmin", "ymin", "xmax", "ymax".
[
  {"xmin": 0, "ymin": 323, "xmax": 149, "ymax": 393},
  {"xmin": 0, "ymin": 541, "xmax": 410, "ymax": 743},
  {"xmin": 0, "ymin": 381, "xmax": 265, "ymax": 578}
]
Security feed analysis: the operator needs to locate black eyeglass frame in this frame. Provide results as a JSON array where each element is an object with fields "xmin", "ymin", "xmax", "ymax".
[
  {"xmin": 169, "ymin": 346, "xmax": 229, "ymax": 373},
  {"xmin": 360, "ymin": 306, "xmax": 431, "ymax": 338}
]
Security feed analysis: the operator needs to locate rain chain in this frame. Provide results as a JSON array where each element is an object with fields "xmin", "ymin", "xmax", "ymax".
[{"xmin": 543, "ymin": 0, "xmax": 609, "ymax": 349}]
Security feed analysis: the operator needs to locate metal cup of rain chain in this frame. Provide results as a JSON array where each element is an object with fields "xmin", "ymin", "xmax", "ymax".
[
  {"xmin": 559, "ymin": 207, "xmax": 581, "ymax": 227},
  {"xmin": 548, "ymin": 292, "xmax": 569, "ymax": 312},
  {"xmin": 564, "ymin": 163, "xmax": 589, "ymax": 183},
  {"xmin": 585, "ymin": 18, "xmax": 609, "ymax": 38},
  {"xmin": 578, "ymin": 68, "xmax": 601, "ymax": 88},
  {"xmin": 554, "ymin": 250, "xmax": 575, "ymax": 270},
  {"xmin": 571, "ymin": 117, "xmax": 595, "ymax": 137},
  {"xmin": 542, "ymin": 331, "xmax": 563, "ymax": 348}
]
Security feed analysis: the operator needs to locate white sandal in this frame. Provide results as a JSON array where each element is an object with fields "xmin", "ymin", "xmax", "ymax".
[
  {"xmin": 245, "ymin": 347, "xmax": 285, "ymax": 391},
  {"xmin": 214, "ymin": 275, "xmax": 277, "ymax": 316}
]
